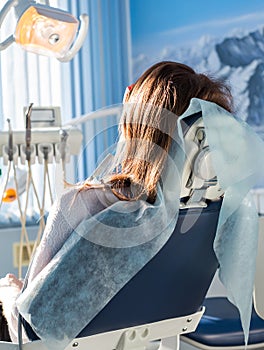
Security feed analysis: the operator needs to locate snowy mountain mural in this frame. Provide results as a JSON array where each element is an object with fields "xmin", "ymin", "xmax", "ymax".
[{"xmin": 132, "ymin": 27, "xmax": 264, "ymax": 134}]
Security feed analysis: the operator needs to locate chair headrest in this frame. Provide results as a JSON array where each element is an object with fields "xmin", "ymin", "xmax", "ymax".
[{"xmin": 180, "ymin": 112, "xmax": 223, "ymax": 208}]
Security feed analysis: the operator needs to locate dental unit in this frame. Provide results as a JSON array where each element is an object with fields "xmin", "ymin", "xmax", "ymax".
[
  {"xmin": 0, "ymin": 106, "xmax": 82, "ymax": 166},
  {"xmin": 0, "ymin": 105, "xmax": 83, "ymax": 277}
]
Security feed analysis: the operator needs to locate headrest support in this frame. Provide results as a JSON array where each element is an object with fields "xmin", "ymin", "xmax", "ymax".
[{"xmin": 180, "ymin": 112, "xmax": 223, "ymax": 208}]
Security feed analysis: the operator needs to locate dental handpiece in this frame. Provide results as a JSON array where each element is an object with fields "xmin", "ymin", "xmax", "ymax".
[
  {"xmin": 25, "ymin": 103, "xmax": 33, "ymax": 161},
  {"xmin": 59, "ymin": 129, "xmax": 69, "ymax": 162},
  {"xmin": 7, "ymin": 118, "xmax": 13, "ymax": 162}
]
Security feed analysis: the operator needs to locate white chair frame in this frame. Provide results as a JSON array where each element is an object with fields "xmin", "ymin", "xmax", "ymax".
[{"xmin": 0, "ymin": 309, "xmax": 204, "ymax": 350}]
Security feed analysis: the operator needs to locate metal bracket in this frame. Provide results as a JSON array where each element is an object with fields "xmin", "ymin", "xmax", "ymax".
[
  {"xmin": 116, "ymin": 328, "xmax": 151, "ymax": 350},
  {"xmin": 180, "ymin": 188, "xmax": 208, "ymax": 209}
]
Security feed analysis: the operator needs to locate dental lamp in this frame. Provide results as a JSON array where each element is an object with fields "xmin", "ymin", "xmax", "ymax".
[{"xmin": 0, "ymin": 0, "xmax": 89, "ymax": 61}]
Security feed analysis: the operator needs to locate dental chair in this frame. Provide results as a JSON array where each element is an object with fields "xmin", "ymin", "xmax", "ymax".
[
  {"xmin": 181, "ymin": 215, "xmax": 264, "ymax": 350},
  {"xmin": 0, "ymin": 112, "xmax": 224, "ymax": 350}
]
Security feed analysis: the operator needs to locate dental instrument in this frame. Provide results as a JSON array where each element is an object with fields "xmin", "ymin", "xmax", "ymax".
[
  {"xmin": 56, "ymin": 129, "xmax": 69, "ymax": 182},
  {"xmin": 22, "ymin": 104, "xmax": 53, "ymax": 264}
]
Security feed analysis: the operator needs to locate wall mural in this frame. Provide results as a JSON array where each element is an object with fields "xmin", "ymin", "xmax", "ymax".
[{"xmin": 130, "ymin": 0, "xmax": 264, "ymax": 136}]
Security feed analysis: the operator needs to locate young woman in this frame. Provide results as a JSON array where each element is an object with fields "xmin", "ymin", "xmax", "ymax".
[{"xmin": 0, "ymin": 61, "xmax": 233, "ymax": 343}]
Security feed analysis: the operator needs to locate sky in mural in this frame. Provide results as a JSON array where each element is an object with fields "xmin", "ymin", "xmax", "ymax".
[{"xmin": 130, "ymin": 0, "xmax": 264, "ymax": 56}]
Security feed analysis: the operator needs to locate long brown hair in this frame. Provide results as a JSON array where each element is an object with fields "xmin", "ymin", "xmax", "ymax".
[{"xmin": 80, "ymin": 61, "xmax": 233, "ymax": 203}]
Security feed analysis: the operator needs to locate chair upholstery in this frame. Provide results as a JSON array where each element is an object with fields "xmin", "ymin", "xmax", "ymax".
[
  {"xmin": 24, "ymin": 199, "xmax": 221, "ymax": 340},
  {"xmin": 182, "ymin": 297, "xmax": 264, "ymax": 348}
]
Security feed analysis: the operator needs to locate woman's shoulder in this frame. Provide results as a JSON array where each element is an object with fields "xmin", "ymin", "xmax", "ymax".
[{"xmin": 57, "ymin": 185, "xmax": 119, "ymax": 216}]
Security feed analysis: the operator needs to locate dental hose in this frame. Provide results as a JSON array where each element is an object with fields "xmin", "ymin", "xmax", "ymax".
[
  {"xmin": 32, "ymin": 145, "xmax": 53, "ymax": 254},
  {"xmin": 15, "ymin": 162, "xmax": 32, "ymax": 279},
  {"xmin": 23, "ymin": 104, "xmax": 46, "ymax": 262},
  {"xmin": 45, "ymin": 152, "xmax": 54, "ymax": 204},
  {"xmin": 0, "ymin": 151, "xmax": 32, "ymax": 277},
  {"xmin": 26, "ymin": 161, "xmax": 44, "ymax": 257},
  {"xmin": 0, "ymin": 118, "xmax": 32, "ymax": 278},
  {"xmin": 0, "ymin": 117, "xmax": 13, "ymax": 211}
]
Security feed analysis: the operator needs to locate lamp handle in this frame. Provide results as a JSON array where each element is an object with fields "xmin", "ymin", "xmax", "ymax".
[
  {"xmin": 58, "ymin": 14, "xmax": 89, "ymax": 62},
  {"xmin": 0, "ymin": 0, "xmax": 18, "ymax": 50}
]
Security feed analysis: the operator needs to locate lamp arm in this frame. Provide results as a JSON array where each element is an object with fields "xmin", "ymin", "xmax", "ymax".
[
  {"xmin": 0, "ymin": 35, "xmax": 15, "ymax": 50},
  {"xmin": 0, "ymin": 0, "xmax": 17, "ymax": 26},
  {"xmin": 58, "ymin": 14, "xmax": 89, "ymax": 62},
  {"xmin": 0, "ymin": 0, "xmax": 18, "ymax": 50}
]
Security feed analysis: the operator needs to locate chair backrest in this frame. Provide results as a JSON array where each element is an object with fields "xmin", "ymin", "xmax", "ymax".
[
  {"xmin": 23, "ymin": 112, "xmax": 222, "ymax": 341},
  {"xmin": 77, "ymin": 199, "xmax": 221, "ymax": 338}
]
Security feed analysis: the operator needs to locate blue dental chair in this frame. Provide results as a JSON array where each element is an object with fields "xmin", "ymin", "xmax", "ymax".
[
  {"xmin": 181, "ymin": 216, "xmax": 264, "ymax": 350},
  {"xmin": 0, "ymin": 112, "xmax": 231, "ymax": 350}
]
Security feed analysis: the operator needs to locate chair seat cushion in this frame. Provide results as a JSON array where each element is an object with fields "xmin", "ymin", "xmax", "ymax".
[{"xmin": 185, "ymin": 297, "xmax": 264, "ymax": 347}]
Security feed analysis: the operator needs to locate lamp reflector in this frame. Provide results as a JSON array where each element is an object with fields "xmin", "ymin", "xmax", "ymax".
[{"xmin": 14, "ymin": 5, "xmax": 79, "ymax": 58}]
